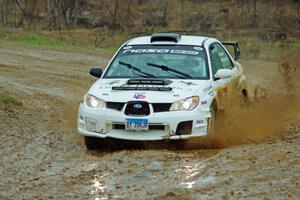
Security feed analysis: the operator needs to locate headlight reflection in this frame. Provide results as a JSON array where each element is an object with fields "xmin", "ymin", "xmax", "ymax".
[
  {"xmin": 90, "ymin": 174, "xmax": 109, "ymax": 200},
  {"xmin": 178, "ymin": 163, "xmax": 206, "ymax": 189}
]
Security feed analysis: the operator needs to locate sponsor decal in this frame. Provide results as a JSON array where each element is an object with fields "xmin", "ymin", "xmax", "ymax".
[
  {"xmin": 196, "ymin": 120, "xmax": 204, "ymax": 124},
  {"xmin": 123, "ymin": 45, "xmax": 132, "ymax": 49},
  {"xmin": 133, "ymin": 93, "xmax": 146, "ymax": 99},
  {"xmin": 201, "ymin": 101, "xmax": 207, "ymax": 105},
  {"xmin": 107, "ymin": 80, "xmax": 120, "ymax": 85},
  {"xmin": 203, "ymin": 85, "xmax": 213, "ymax": 93},
  {"xmin": 208, "ymin": 91, "xmax": 215, "ymax": 97},
  {"xmin": 122, "ymin": 49, "xmax": 200, "ymax": 55},
  {"xmin": 193, "ymin": 46, "xmax": 203, "ymax": 51},
  {"xmin": 180, "ymin": 81, "xmax": 196, "ymax": 86}
]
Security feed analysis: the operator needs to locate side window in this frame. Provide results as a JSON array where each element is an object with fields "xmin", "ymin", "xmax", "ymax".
[
  {"xmin": 209, "ymin": 43, "xmax": 233, "ymax": 75},
  {"xmin": 210, "ymin": 44, "xmax": 222, "ymax": 75}
]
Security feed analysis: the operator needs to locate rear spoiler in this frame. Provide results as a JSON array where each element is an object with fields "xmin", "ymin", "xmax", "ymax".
[{"xmin": 221, "ymin": 41, "xmax": 241, "ymax": 60}]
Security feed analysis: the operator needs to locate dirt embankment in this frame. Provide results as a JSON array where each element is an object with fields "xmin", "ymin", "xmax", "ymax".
[{"xmin": 0, "ymin": 42, "xmax": 300, "ymax": 199}]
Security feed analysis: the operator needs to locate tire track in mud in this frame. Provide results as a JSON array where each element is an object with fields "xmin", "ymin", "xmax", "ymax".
[{"xmin": 0, "ymin": 43, "xmax": 300, "ymax": 199}]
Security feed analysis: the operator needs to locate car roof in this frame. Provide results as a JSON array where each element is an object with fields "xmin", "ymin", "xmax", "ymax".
[{"xmin": 126, "ymin": 35, "xmax": 212, "ymax": 46}]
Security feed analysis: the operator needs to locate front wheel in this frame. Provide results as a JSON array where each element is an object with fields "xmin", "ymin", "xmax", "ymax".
[
  {"xmin": 207, "ymin": 106, "xmax": 216, "ymax": 135},
  {"xmin": 84, "ymin": 136, "xmax": 104, "ymax": 150}
]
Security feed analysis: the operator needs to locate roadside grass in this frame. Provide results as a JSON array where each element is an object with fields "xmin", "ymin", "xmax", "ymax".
[
  {"xmin": 103, "ymin": 46, "xmax": 119, "ymax": 54},
  {"xmin": 2, "ymin": 95, "xmax": 14, "ymax": 104},
  {"xmin": 0, "ymin": 32, "xmax": 119, "ymax": 54},
  {"xmin": 0, "ymin": 34, "xmax": 8, "ymax": 43},
  {"xmin": 290, "ymin": 39, "xmax": 300, "ymax": 50},
  {"xmin": 85, "ymin": 44, "xmax": 99, "ymax": 50},
  {"xmin": 1, "ymin": 29, "xmax": 299, "ymax": 56},
  {"xmin": 20, "ymin": 35, "xmax": 72, "ymax": 48},
  {"xmin": 18, "ymin": 35, "xmax": 120, "ymax": 54},
  {"xmin": 0, "ymin": 31, "xmax": 75, "ymax": 48},
  {"xmin": 1, "ymin": 94, "xmax": 23, "ymax": 107}
]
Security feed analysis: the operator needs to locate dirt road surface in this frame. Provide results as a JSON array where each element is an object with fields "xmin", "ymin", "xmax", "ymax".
[{"xmin": 1, "ymin": 42, "xmax": 300, "ymax": 200}]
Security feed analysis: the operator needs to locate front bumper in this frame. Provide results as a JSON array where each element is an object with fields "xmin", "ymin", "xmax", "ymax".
[{"xmin": 77, "ymin": 102, "xmax": 211, "ymax": 141}]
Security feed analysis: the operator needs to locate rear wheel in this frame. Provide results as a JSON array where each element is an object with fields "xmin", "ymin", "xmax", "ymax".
[
  {"xmin": 84, "ymin": 136, "xmax": 104, "ymax": 150},
  {"xmin": 240, "ymin": 90, "xmax": 250, "ymax": 107}
]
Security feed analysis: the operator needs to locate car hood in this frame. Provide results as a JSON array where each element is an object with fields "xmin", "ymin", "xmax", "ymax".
[{"xmin": 89, "ymin": 79, "xmax": 210, "ymax": 103}]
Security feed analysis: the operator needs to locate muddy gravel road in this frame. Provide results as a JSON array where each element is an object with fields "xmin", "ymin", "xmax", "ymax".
[{"xmin": 1, "ymin": 42, "xmax": 300, "ymax": 200}]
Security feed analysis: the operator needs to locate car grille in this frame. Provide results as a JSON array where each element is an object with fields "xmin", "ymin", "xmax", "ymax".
[
  {"xmin": 106, "ymin": 102, "xmax": 172, "ymax": 113},
  {"xmin": 125, "ymin": 101, "xmax": 150, "ymax": 116},
  {"xmin": 152, "ymin": 103, "xmax": 172, "ymax": 112},
  {"xmin": 106, "ymin": 102, "xmax": 125, "ymax": 111}
]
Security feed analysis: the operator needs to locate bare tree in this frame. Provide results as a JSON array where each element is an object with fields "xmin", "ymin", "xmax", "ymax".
[
  {"xmin": 13, "ymin": 0, "xmax": 40, "ymax": 27},
  {"xmin": 0, "ymin": 0, "xmax": 16, "ymax": 26},
  {"xmin": 252, "ymin": 0, "xmax": 258, "ymax": 26},
  {"xmin": 110, "ymin": 0, "xmax": 119, "ymax": 30},
  {"xmin": 0, "ymin": 0, "xmax": 6, "ymax": 24}
]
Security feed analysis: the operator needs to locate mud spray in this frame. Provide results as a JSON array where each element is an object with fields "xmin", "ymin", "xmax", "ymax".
[{"xmin": 188, "ymin": 54, "xmax": 300, "ymax": 149}]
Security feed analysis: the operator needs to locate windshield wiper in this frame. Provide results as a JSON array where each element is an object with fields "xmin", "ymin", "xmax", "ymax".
[
  {"xmin": 119, "ymin": 61, "xmax": 157, "ymax": 78},
  {"xmin": 147, "ymin": 63, "xmax": 193, "ymax": 79}
]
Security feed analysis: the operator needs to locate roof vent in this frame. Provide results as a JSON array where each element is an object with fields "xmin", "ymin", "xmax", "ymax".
[{"xmin": 150, "ymin": 33, "xmax": 181, "ymax": 43}]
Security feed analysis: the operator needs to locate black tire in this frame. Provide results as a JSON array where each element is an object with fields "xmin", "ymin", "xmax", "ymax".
[
  {"xmin": 84, "ymin": 136, "xmax": 103, "ymax": 150},
  {"xmin": 240, "ymin": 90, "xmax": 250, "ymax": 107},
  {"xmin": 207, "ymin": 105, "xmax": 216, "ymax": 135}
]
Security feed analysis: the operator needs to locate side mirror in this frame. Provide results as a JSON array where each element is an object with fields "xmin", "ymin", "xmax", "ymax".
[
  {"xmin": 89, "ymin": 68, "xmax": 102, "ymax": 78},
  {"xmin": 214, "ymin": 69, "xmax": 234, "ymax": 80},
  {"xmin": 221, "ymin": 41, "xmax": 241, "ymax": 60},
  {"xmin": 235, "ymin": 44, "xmax": 241, "ymax": 60}
]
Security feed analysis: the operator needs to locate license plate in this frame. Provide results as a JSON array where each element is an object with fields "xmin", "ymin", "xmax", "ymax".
[{"xmin": 125, "ymin": 118, "xmax": 149, "ymax": 131}]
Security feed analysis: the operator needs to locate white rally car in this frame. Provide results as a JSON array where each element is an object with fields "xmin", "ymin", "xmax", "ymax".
[{"xmin": 77, "ymin": 33, "xmax": 248, "ymax": 149}]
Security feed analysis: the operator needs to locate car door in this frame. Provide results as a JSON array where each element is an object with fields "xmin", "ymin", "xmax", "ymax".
[{"xmin": 209, "ymin": 43, "xmax": 239, "ymax": 110}]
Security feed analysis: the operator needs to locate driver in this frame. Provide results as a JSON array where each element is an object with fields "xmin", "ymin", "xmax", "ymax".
[{"xmin": 184, "ymin": 57, "xmax": 206, "ymax": 77}]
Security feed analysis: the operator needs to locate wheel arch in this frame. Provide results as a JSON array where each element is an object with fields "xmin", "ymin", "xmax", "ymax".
[
  {"xmin": 211, "ymin": 98, "xmax": 219, "ymax": 111},
  {"xmin": 241, "ymin": 88, "xmax": 248, "ymax": 98}
]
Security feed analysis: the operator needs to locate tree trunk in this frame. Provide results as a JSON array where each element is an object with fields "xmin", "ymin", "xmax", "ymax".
[
  {"xmin": 253, "ymin": 0, "xmax": 257, "ymax": 27},
  {"xmin": 112, "ymin": 0, "xmax": 119, "ymax": 30}
]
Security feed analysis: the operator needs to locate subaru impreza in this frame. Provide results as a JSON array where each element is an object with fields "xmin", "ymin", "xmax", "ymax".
[{"xmin": 77, "ymin": 33, "xmax": 248, "ymax": 149}]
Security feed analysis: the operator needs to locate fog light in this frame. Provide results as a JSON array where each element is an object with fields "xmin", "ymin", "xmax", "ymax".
[
  {"xmin": 176, "ymin": 121, "xmax": 193, "ymax": 135},
  {"xmin": 86, "ymin": 117, "xmax": 98, "ymax": 132}
]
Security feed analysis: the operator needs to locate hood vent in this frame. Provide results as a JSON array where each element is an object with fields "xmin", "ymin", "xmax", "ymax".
[{"xmin": 150, "ymin": 33, "xmax": 181, "ymax": 43}]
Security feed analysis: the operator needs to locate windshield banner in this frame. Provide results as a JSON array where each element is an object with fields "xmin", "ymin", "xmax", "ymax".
[{"xmin": 120, "ymin": 45, "xmax": 204, "ymax": 56}]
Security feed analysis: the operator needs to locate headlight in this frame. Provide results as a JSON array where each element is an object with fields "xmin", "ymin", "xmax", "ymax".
[
  {"xmin": 86, "ymin": 94, "xmax": 106, "ymax": 108},
  {"xmin": 170, "ymin": 96, "xmax": 199, "ymax": 111}
]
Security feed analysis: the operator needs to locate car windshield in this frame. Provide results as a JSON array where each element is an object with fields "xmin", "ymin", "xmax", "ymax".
[{"xmin": 103, "ymin": 45, "xmax": 208, "ymax": 79}]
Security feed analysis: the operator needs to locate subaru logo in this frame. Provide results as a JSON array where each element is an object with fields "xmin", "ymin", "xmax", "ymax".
[{"xmin": 133, "ymin": 104, "xmax": 142, "ymax": 109}]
